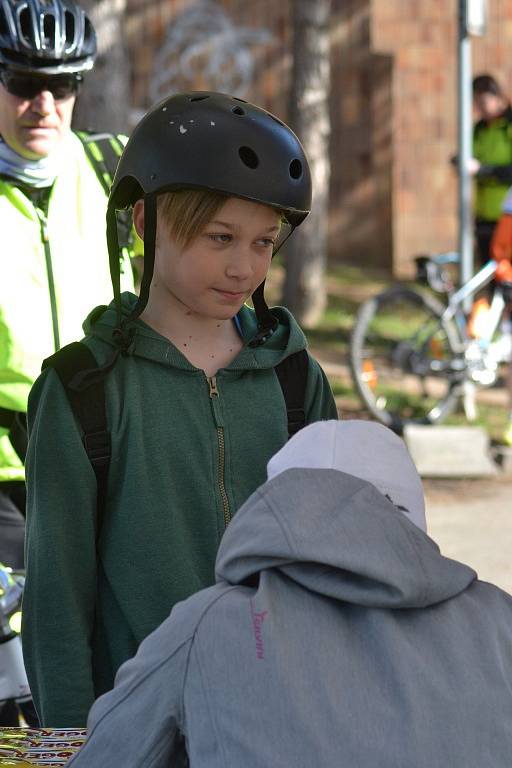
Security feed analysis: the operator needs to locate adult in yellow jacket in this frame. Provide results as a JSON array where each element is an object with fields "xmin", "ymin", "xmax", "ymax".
[{"xmin": 0, "ymin": 0, "xmax": 134, "ymax": 627}]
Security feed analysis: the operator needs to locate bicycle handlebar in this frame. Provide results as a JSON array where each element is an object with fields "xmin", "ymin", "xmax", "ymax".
[{"xmin": 429, "ymin": 251, "xmax": 460, "ymax": 265}]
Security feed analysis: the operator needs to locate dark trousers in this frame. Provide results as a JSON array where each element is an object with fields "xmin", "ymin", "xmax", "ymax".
[
  {"xmin": 475, "ymin": 219, "xmax": 497, "ymax": 269},
  {"xmin": 0, "ymin": 698, "xmax": 39, "ymax": 727},
  {"xmin": 0, "ymin": 482, "xmax": 38, "ymax": 726},
  {"xmin": 0, "ymin": 483, "xmax": 26, "ymax": 570},
  {"xmin": 474, "ymin": 220, "xmax": 498, "ymax": 299}
]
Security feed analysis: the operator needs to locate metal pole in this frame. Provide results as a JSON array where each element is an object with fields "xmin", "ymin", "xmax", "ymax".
[{"xmin": 457, "ymin": 0, "xmax": 473, "ymax": 311}]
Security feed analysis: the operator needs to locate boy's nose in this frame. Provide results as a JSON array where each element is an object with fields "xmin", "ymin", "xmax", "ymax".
[{"xmin": 225, "ymin": 245, "xmax": 253, "ymax": 280}]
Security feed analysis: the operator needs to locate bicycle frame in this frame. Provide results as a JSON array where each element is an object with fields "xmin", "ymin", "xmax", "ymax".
[
  {"xmin": 441, "ymin": 260, "xmax": 496, "ymax": 322},
  {"xmin": 433, "ymin": 258, "xmax": 500, "ymax": 339},
  {"xmin": 349, "ymin": 254, "xmax": 510, "ymax": 428},
  {"xmin": 435, "ymin": 259, "xmax": 510, "ymax": 388}
]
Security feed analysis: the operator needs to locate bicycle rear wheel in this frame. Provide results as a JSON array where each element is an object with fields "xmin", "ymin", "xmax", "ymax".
[{"xmin": 349, "ymin": 287, "xmax": 462, "ymax": 430}]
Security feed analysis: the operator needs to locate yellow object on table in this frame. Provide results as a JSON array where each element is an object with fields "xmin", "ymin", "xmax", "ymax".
[{"xmin": 0, "ymin": 728, "xmax": 86, "ymax": 766}]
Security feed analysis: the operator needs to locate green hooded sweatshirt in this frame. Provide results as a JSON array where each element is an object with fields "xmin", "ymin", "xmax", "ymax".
[{"xmin": 22, "ymin": 292, "xmax": 337, "ymax": 727}]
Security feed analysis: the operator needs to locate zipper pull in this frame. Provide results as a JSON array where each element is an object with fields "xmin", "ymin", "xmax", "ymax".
[{"xmin": 208, "ymin": 376, "xmax": 219, "ymax": 398}]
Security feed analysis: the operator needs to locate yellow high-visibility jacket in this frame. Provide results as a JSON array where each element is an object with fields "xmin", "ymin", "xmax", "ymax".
[{"xmin": 0, "ymin": 130, "xmax": 135, "ymax": 481}]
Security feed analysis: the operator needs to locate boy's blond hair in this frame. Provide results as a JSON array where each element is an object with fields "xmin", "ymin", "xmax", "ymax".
[
  {"xmin": 157, "ymin": 189, "xmax": 229, "ymax": 249},
  {"xmin": 157, "ymin": 188, "xmax": 285, "ymax": 249}
]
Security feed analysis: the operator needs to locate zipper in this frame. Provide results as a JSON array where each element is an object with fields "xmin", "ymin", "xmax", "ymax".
[
  {"xmin": 207, "ymin": 375, "xmax": 231, "ymax": 526},
  {"xmin": 36, "ymin": 208, "xmax": 60, "ymax": 351},
  {"xmin": 208, "ymin": 376, "xmax": 219, "ymax": 398}
]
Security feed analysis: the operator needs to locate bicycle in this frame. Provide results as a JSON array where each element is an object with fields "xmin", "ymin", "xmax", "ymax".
[{"xmin": 349, "ymin": 254, "xmax": 512, "ymax": 431}]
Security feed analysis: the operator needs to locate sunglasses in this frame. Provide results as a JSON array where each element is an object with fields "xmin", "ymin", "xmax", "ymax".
[{"xmin": 0, "ymin": 71, "xmax": 82, "ymax": 101}]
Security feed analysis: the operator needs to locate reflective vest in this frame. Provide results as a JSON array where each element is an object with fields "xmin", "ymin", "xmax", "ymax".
[{"xmin": 0, "ymin": 131, "xmax": 135, "ymax": 481}]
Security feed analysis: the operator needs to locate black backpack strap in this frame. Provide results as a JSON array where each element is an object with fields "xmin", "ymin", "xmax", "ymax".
[
  {"xmin": 75, "ymin": 130, "xmax": 133, "ymax": 253},
  {"xmin": 42, "ymin": 342, "xmax": 110, "ymax": 537},
  {"xmin": 75, "ymin": 130, "xmax": 124, "ymax": 195},
  {"xmin": 0, "ymin": 407, "xmax": 28, "ymax": 463},
  {"xmin": 274, "ymin": 349, "xmax": 309, "ymax": 438}
]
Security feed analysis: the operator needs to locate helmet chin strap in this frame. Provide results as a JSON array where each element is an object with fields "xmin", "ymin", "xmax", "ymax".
[
  {"xmin": 108, "ymin": 193, "xmax": 158, "ymax": 351},
  {"xmin": 249, "ymin": 224, "xmax": 297, "ymax": 347},
  {"xmin": 249, "ymin": 280, "xmax": 278, "ymax": 347},
  {"xmin": 107, "ymin": 204, "xmax": 123, "ymax": 329},
  {"xmin": 126, "ymin": 192, "xmax": 157, "ymax": 324}
]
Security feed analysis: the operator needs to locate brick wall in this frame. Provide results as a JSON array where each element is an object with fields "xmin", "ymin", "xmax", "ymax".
[
  {"xmin": 328, "ymin": 0, "xmax": 392, "ymax": 269},
  {"xmin": 125, "ymin": 0, "xmax": 512, "ymax": 276},
  {"xmin": 372, "ymin": 0, "xmax": 512, "ymax": 275},
  {"xmin": 125, "ymin": 0, "xmax": 292, "ymax": 117}
]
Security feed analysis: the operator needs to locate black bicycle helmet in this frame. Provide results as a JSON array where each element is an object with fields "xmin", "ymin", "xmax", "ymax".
[
  {"xmin": 0, "ymin": 0, "xmax": 96, "ymax": 74},
  {"xmin": 108, "ymin": 91, "xmax": 312, "ymax": 345}
]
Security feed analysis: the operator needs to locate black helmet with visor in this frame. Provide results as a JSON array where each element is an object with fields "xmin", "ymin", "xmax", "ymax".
[
  {"xmin": 0, "ymin": 0, "xmax": 96, "ymax": 74},
  {"xmin": 108, "ymin": 91, "xmax": 312, "ymax": 347}
]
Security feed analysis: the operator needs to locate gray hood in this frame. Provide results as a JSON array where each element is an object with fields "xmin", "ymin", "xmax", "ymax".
[
  {"xmin": 73, "ymin": 430, "xmax": 511, "ymax": 768},
  {"xmin": 216, "ymin": 468, "xmax": 476, "ymax": 608}
]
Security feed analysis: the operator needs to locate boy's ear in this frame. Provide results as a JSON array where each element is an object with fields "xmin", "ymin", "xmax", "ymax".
[{"xmin": 132, "ymin": 199, "xmax": 145, "ymax": 239}]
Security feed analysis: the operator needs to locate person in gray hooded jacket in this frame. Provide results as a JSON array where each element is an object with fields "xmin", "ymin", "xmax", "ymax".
[{"xmin": 66, "ymin": 420, "xmax": 512, "ymax": 768}]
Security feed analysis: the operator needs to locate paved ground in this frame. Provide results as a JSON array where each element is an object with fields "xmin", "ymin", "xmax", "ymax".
[{"xmin": 424, "ymin": 473, "xmax": 512, "ymax": 593}]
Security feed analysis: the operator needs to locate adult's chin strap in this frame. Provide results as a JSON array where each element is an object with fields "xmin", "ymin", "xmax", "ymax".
[{"xmin": 107, "ymin": 192, "xmax": 158, "ymax": 350}]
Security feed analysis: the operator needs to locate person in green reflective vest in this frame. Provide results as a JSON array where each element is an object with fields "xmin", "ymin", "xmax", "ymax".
[
  {"xmin": 471, "ymin": 74, "xmax": 512, "ymax": 267},
  {"xmin": 0, "ymin": 0, "xmax": 136, "ymax": 724}
]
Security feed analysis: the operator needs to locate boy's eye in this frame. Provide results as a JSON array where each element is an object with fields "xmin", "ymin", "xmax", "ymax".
[
  {"xmin": 257, "ymin": 238, "xmax": 276, "ymax": 248},
  {"xmin": 205, "ymin": 233, "xmax": 275, "ymax": 248},
  {"xmin": 208, "ymin": 233, "xmax": 232, "ymax": 244}
]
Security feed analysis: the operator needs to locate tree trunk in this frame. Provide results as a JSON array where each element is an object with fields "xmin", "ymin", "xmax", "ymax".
[
  {"xmin": 282, "ymin": 0, "xmax": 331, "ymax": 328},
  {"xmin": 72, "ymin": 0, "xmax": 131, "ymax": 135}
]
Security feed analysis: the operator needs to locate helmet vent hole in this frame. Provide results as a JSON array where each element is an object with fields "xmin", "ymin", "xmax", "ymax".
[
  {"xmin": 0, "ymin": 8, "xmax": 8, "ymax": 38},
  {"xmin": 65, "ymin": 11, "xmax": 75, "ymax": 45},
  {"xmin": 19, "ymin": 8, "xmax": 33, "ymax": 46},
  {"xmin": 43, "ymin": 15, "xmax": 56, "ymax": 48},
  {"xmin": 289, "ymin": 159, "xmax": 303, "ymax": 179},
  {"xmin": 84, "ymin": 17, "xmax": 93, "ymax": 43},
  {"xmin": 233, "ymin": 97, "xmax": 247, "ymax": 103},
  {"xmin": 189, "ymin": 95, "xmax": 210, "ymax": 102},
  {"xmin": 232, "ymin": 106, "xmax": 245, "ymax": 116},
  {"xmin": 239, "ymin": 146, "xmax": 259, "ymax": 169}
]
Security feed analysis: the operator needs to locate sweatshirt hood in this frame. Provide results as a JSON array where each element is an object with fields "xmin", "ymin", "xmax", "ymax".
[
  {"xmin": 82, "ymin": 292, "xmax": 307, "ymax": 370},
  {"xmin": 216, "ymin": 467, "xmax": 476, "ymax": 610},
  {"xmin": 268, "ymin": 419, "xmax": 427, "ymax": 531}
]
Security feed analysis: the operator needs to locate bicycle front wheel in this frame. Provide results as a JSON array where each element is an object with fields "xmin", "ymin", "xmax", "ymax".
[{"xmin": 349, "ymin": 287, "xmax": 461, "ymax": 430}]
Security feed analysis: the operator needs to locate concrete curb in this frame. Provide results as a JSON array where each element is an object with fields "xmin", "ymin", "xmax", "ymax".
[{"xmin": 403, "ymin": 424, "xmax": 499, "ymax": 478}]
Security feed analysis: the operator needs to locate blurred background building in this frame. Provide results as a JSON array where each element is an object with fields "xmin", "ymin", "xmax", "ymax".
[{"xmin": 80, "ymin": 0, "xmax": 512, "ymax": 277}]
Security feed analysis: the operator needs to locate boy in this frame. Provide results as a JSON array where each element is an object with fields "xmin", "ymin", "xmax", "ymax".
[{"xmin": 22, "ymin": 92, "xmax": 337, "ymax": 727}]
